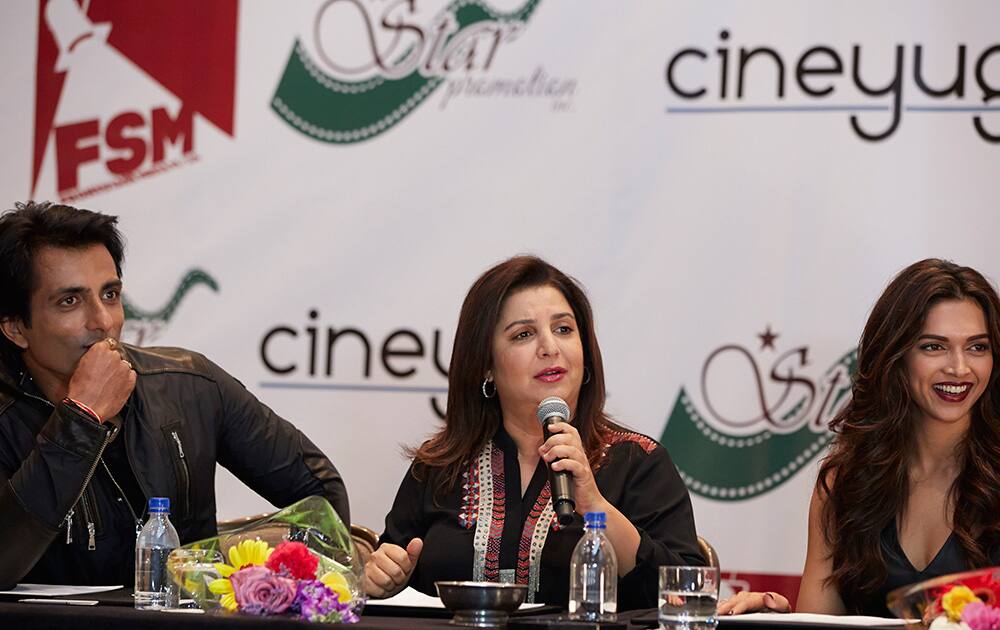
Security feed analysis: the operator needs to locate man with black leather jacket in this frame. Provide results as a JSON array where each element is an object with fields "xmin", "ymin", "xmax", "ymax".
[{"xmin": 0, "ymin": 202, "xmax": 351, "ymax": 588}]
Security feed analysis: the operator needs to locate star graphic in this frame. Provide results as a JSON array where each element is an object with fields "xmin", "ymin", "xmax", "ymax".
[{"xmin": 758, "ymin": 325, "xmax": 779, "ymax": 351}]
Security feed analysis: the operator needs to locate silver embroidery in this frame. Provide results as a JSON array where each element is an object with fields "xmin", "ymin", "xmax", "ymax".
[
  {"xmin": 526, "ymin": 498, "xmax": 555, "ymax": 602},
  {"xmin": 471, "ymin": 442, "xmax": 494, "ymax": 582}
]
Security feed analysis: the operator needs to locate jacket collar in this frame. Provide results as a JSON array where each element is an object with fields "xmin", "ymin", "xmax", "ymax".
[{"xmin": 0, "ymin": 351, "xmax": 54, "ymax": 409}]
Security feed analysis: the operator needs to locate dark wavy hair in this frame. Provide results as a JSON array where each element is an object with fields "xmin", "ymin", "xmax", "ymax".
[
  {"xmin": 0, "ymin": 201, "xmax": 125, "ymax": 361},
  {"xmin": 819, "ymin": 258, "xmax": 1000, "ymax": 610},
  {"xmin": 409, "ymin": 255, "xmax": 616, "ymax": 491}
]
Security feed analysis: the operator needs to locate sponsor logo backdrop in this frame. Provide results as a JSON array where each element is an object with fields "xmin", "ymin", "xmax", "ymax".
[{"xmin": 2, "ymin": 0, "xmax": 999, "ymax": 599}]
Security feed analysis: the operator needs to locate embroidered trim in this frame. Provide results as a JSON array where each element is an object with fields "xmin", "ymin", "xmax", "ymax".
[
  {"xmin": 517, "ymin": 482, "xmax": 555, "ymax": 602},
  {"xmin": 598, "ymin": 430, "xmax": 658, "ymax": 466},
  {"xmin": 468, "ymin": 438, "xmax": 556, "ymax": 601},
  {"xmin": 459, "ymin": 457, "xmax": 480, "ymax": 529},
  {"xmin": 483, "ymin": 445, "xmax": 506, "ymax": 581},
  {"xmin": 471, "ymin": 443, "xmax": 494, "ymax": 581}
]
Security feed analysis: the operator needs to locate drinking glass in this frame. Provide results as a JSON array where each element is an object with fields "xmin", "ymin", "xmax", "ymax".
[
  {"xmin": 167, "ymin": 548, "xmax": 224, "ymax": 608},
  {"xmin": 658, "ymin": 565, "xmax": 720, "ymax": 630}
]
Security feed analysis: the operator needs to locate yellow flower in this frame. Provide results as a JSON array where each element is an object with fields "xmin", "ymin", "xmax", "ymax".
[
  {"xmin": 942, "ymin": 585, "xmax": 977, "ymax": 621},
  {"xmin": 208, "ymin": 577, "xmax": 238, "ymax": 611},
  {"xmin": 228, "ymin": 539, "xmax": 273, "ymax": 569},
  {"xmin": 208, "ymin": 539, "xmax": 274, "ymax": 612},
  {"xmin": 320, "ymin": 571, "xmax": 352, "ymax": 603}
]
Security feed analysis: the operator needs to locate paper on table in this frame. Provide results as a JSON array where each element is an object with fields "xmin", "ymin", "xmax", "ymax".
[
  {"xmin": 372, "ymin": 587, "xmax": 445, "ymax": 608},
  {"xmin": 372, "ymin": 586, "xmax": 546, "ymax": 610},
  {"xmin": 0, "ymin": 584, "xmax": 123, "ymax": 597},
  {"xmin": 722, "ymin": 612, "xmax": 909, "ymax": 627}
]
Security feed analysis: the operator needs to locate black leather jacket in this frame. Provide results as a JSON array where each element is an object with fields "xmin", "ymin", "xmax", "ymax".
[{"xmin": 0, "ymin": 345, "xmax": 350, "ymax": 588}]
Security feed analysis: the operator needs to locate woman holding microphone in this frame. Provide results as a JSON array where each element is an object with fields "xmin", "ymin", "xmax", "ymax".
[{"xmin": 364, "ymin": 255, "xmax": 703, "ymax": 609}]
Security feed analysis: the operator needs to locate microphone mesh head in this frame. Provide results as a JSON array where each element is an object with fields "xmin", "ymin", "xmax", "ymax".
[{"xmin": 536, "ymin": 396, "xmax": 570, "ymax": 424}]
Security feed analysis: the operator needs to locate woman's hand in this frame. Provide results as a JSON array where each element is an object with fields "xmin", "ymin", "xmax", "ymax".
[
  {"xmin": 363, "ymin": 538, "xmax": 423, "ymax": 599},
  {"xmin": 539, "ymin": 421, "xmax": 605, "ymax": 514},
  {"xmin": 717, "ymin": 591, "xmax": 791, "ymax": 615},
  {"xmin": 540, "ymin": 421, "xmax": 643, "ymax": 574}
]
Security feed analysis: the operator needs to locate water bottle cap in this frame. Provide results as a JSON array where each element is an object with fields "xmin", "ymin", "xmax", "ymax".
[
  {"xmin": 584, "ymin": 512, "xmax": 606, "ymax": 527},
  {"xmin": 148, "ymin": 497, "xmax": 170, "ymax": 513}
]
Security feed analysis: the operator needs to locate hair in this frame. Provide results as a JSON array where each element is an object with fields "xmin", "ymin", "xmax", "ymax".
[
  {"xmin": 819, "ymin": 258, "xmax": 1000, "ymax": 610},
  {"xmin": 408, "ymin": 255, "xmax": 617, "ymax": 491},
  {"xmin": 0, "ymin": 201, "xmax": 125, "ymax": 358}
]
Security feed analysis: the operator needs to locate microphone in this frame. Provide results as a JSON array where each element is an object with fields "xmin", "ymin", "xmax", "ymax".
[{"xmin": 537, "ymin": 396, "xmax": 576, "ymax": 526}]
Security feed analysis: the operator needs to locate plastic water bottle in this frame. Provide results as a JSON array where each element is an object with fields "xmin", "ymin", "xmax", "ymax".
[
  {"xmin": 134, "ymin": 497, "xmax": 180, "ymax": 609},
  {"xmin": 568, "ymin": 511, "xmax": 617, "ymax": 621}
]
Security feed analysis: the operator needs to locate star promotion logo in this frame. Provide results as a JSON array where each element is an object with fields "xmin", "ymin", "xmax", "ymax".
[
  {"xmin": 660, "ymin": 327, "xmax": 857, "ymax": 501},
  {"xmin": 30, "ymin": 0, "xmax": 238, "ymax": 201},
  {"xmin": 271, "ymin": 0, "xmax": 560, "ymax": 143}
]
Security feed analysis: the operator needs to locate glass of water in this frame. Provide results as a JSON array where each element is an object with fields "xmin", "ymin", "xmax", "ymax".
[
  {"xmin": 167, "ymin": 548, "xmax": 224, "ymax": 608},
  {"xmin": 658, "ymin": 565, "xmax": 720, "ymax": 630}
]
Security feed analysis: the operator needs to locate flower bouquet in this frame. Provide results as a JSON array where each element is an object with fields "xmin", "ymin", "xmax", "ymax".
[
  {"xmin": 886, "ymin": 567, "xmax": 1000, "ymax": 629},
  {"xmin": 168, "ymin": 496, "xmax": 363, "ymax": 623}
]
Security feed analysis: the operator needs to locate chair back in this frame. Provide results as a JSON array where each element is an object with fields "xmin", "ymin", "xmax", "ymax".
[
  {"xmin": 350, "ymin": 524, "xmax": 379, "ymax": 567},
  {"xmin": 697, "ymin": 535, "xmax": 720, "ymax": 570}
]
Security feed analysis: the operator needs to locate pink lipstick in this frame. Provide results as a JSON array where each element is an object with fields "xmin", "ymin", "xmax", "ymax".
[{"xmin": 535, "ymin": 366, "xmax": 566, "ymax": 383}]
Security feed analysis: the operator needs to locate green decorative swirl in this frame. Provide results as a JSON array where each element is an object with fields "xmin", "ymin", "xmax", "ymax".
[
  {"xmin": 659, "ymin": 349, "xmax": 856, "ymax": 501},
  {"xmin": 271, "ymin": 0, "xmax": 541, "ymax": 143},
  {"xmin": 123, "ymin": 269, "xmax": 219, "ymax": 322}
]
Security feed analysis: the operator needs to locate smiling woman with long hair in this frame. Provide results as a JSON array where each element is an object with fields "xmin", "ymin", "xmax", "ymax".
[
  {"xmin": 721, "ymin": 258, "xmax": 1000, "ymax": 616},
  {"xmin": 362, "ymin": 255, "xmax": 704, "ymax": 609}
]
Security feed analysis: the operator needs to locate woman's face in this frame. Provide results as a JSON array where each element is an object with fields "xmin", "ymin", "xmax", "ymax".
[
  {"xmin": 904, "ymin": 298, "xmax": 993, "ymax": 429},
  {"xmin": 491, "ymin": 284, "xmax": 585, "ymax": 421}
]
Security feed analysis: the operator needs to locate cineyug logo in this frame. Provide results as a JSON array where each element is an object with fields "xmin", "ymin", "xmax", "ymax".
[
  {"xmin": 664, "ymin": 30, "xmax": 1000, "ymax": 142},
  {"xmin": 660, "ymin": 326, "xmax": 856, "ymax": 501},
  {"xmin": 271, "ymin": 0, "xmax": 546, "ymax": 143}
]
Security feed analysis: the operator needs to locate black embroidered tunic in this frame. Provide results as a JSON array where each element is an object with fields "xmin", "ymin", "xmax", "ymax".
[{"xmin": 379, "ymin": 424, "xmax": 705, "ymax": 610}]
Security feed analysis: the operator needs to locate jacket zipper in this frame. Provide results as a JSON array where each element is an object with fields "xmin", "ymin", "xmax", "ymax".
[
  {"xmin": 170, "ymin": 430, "xmax": 190, "ymax": 517},
  {"xmin": 26, "ymin": 392, "xmax": 115, "ymax": 549},
  {"xmin": 65, "ymin": 420, "xmax": 117, "ymax": 550},
  {"xmin": 80, "ymin": 488, "xmax": 98, "ymax": 550},
  {"xmin": 61, "ymin": 431, "xmax": 111, "ymax": 546},
  {"xmin": 100, "ymin": 458, "xmax": 143, "ymax": 537}
]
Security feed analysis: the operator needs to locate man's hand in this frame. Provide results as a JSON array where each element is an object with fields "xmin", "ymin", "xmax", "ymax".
[
  {"xmin": 66, "ymin": 338, "xmax": 135, "ymax": 421},
  {"xmin": 364, "ymin": 538, "xmax": 423, "ymax": 599}
]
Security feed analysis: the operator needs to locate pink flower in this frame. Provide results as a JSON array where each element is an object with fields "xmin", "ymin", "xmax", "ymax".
[
  {"xmin": 265, "ymin": 541, "xmax": 319, "ymax": 580},
  {"xmin": 961, "ymin": 601, "xmax": 1000, "ymax": 630},
  {"xmin": 229, "ymin": 565, "xmax": 297, "ymax": 615}
]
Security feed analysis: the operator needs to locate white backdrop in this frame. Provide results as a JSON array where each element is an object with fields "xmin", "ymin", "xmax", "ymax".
[{"xmin": 2, "ymin": 0, "xmax": 999, "ymax": 598}]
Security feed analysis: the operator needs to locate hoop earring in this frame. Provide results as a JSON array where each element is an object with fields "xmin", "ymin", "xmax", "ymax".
[
  {"xmin": 482, "ymin": 377, "xmax": 496, "ymax": 399},
  {"xmin": 582, "ymin": 367, "xmax": 591, "ymax": 385}
]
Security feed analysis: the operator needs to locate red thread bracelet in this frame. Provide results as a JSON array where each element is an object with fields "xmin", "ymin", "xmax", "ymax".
[{"xmin": 63, "ymin": 397, "xmax": 102, "ymax": 422}]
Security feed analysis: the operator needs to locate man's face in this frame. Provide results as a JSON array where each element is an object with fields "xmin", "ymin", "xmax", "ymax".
[{"xmin": 1, "ymin": 244, "xmax": 124, "ymax": 387}]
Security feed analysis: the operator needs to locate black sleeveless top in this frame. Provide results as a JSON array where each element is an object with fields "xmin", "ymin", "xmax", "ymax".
[{"xmin": 856, "ymin": 520, "xmax": 966, "ymax": 617}]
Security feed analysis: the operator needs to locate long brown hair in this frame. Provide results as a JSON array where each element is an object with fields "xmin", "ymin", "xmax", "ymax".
[
  {"xmin": 409, "ymin": 255, "xmax": 615, "ymax": 491},
  {"xmin": 820, "ymin": 259, "xmax": 1000, "ymax": 610}
]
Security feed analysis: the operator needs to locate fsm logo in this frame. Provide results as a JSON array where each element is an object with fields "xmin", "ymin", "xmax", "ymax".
[
  {"xmin": 271, "ymin": 0, "xmax": 575, "ymax": 144},
  {"xmin": 31, "ymin": 0, "xmax": 238, "ymax": 201},
  {"xmin": 122, "ymin": 269, "xmax": 219, "ymax": 346},
  {"xmin": 664, "ymin": 30, "xmax": 1000, "ymax": 142},
  {"xmin": 660, "ymin": 326, "xmax": 856, "ymax": 501}
]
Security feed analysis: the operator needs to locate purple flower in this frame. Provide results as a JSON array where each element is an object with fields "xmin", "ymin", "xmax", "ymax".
[
  {"xmin": 292, "ymin": 579, "xmax": 358, "ymax": 623},
  {"xmin": 229, "ymin": 565, "xmax": 297, "ymax": 615},
  {"xmin": 962, "ymin": 601, "xmax": 1000, "ymax": 630}
]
